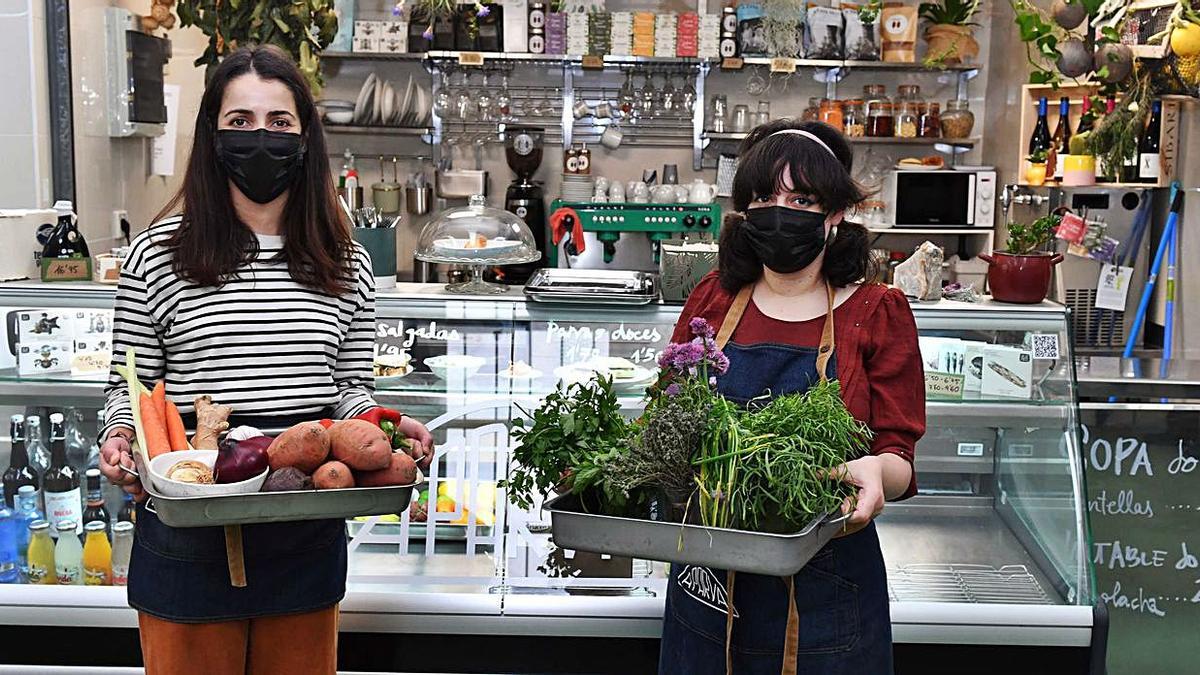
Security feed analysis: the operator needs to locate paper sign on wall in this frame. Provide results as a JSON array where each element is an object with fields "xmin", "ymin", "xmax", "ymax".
[
  {"xmin": 1096, "ymin": 263, "xmax": 1134, "ymax": 311},
  {"xmin": 151, "ymin": 84, "xmax": 182, "ymax": 177}
]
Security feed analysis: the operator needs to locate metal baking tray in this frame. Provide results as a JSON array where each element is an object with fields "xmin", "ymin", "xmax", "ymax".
[
  {"xmin": 545, "ymin": 494, "xmax": 847, "ymax": 577},
  {"xmin": 524, "ymin": 269, "xmax": 658, "ymax": 305},
  {"xmin": 145, "ymin": 480, "xmax": 423, "ymax": 528},
  {"xmin": 347, "ymin": 520, "xmax": 495, "ymax": 541}
]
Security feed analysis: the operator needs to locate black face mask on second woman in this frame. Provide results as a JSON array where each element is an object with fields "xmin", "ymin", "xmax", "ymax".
[
  {"xmin": 214, "ymin": 129, "xmax": 306, "ymax": 204},
  {"xmin": 742, "ymin": 205, "xmax": 837, "ymax": 274}
]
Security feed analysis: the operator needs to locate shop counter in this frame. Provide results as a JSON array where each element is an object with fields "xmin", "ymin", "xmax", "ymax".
[{"xmin": 0, "ymin": 281, "xmax": 1102, "ymax": 671}]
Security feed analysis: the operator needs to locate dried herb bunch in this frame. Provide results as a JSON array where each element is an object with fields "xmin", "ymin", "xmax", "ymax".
[
  {"xmin": 1086, "ymin": 71, "xmax": 1153, "ymax": 178},
  {"xmin": 610, "ymin": 397, "xmax": 711, "ymax": 503}
]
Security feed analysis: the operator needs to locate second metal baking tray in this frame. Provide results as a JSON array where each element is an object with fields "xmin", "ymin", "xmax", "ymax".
[
  {"xmin": 524, "ymin": 269, "xmax": 658, "ymax": 305},
  {"xmin": 545, "ymin": 494, "xmax": 847, "ymax": 577}
]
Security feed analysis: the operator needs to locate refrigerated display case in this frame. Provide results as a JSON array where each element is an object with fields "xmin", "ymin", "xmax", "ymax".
[{"xmin": 0, "ymin": 282, "xmax": 1102, "ymax": 669}]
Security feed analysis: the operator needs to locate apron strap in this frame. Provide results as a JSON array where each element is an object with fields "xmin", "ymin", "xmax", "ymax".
[
  {"xmin": 815, "ymin": 282, "xmax": 836, "ymax": 383},
  {"xmin": 782, "ymin": 576, "xmax": 800, "ymax": 675},
  {"xmin": 725, "ymin": 570, "xmax": 737, "ymax": 675},
  {"xmin": 715, "ymin": 286, "xmax": 754, "ymax": 351}
]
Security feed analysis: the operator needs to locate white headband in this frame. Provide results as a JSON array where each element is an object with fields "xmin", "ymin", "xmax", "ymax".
[{"xmin": 768, "ymin": 129, "xmax": 837, "ymax": 160}]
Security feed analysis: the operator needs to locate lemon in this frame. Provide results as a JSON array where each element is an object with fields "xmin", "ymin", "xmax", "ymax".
[
  {"xmin": 436, "ymin": 495, "xmax": 457, "ymax": 512},
  {"xmin": 1172, "ymin": 22, "xmax": 1200, "ymax": 58},
  {"xmin": 1179, "ymin": 54, "xmax": 1200, "ymax": 85}
]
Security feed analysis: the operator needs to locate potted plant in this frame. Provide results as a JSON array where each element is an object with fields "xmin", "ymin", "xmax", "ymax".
[
  {"xmin": 919, "ymin": 0, "xmax": 981, "ymax": 66},
  {"xmin": 1025, "ymin": 148, "xmax": 1049, "ymax": 186},
  {"xmin": 1061, "ymin": 132, "xmax": 1097, "ymax": 186},
  {"xmin": 174, "ymin": 1, "xmax": 339, "ymax": 94},
  {"xmin": 980, "ymin": 214, "xmax": 1064, "ymax": 304}
]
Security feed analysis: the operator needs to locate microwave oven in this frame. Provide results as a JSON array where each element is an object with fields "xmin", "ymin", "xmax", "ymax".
[{"xmin": 882, "ymin": 169, "xmax": 997, "ymax": 228}]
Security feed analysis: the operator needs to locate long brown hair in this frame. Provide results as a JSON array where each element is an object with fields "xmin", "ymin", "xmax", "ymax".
[{"xmin": 155, "ymin": 45, "xmax": 353, "ymax": 295}]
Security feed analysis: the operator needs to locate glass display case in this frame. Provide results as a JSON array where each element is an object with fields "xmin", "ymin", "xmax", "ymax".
[{"xmin": 0, "ymin": 282, "xmax": 1101, "ymax": 664}]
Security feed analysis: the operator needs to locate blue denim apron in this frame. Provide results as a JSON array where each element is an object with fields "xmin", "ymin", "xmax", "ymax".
[
  {"xmin": 128, "ymin": 411, "xmax": 347, "ymax": 623},
  {"xmin": 659, "ymin": 285, "xmax": 893, "ymax": 675}
]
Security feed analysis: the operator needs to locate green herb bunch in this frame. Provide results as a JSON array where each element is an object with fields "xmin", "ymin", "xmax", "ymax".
[
  {"xmin": 919, "ymin": 0, "xmax": 981, "ymax": 26},
  {"xmin": 1086, "ymin": 72, "xmax": 1153, "ymax": 179},
  {"xmin": 502, "ymin": 377, "xmax": 631, "ymax": 511},
  {"xmin": 1005, "ymin": 213, "xmax": 1062, "ymax": 255}
]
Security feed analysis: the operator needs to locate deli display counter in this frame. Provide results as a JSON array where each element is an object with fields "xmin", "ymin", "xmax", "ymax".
[{"xmin": 0, "ymin": 282, "xmax": 1102, "ymax": 672}]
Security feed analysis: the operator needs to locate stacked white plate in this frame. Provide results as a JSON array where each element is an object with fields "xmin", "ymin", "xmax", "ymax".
[
  {"xmin": 352, "ymin": 73, "xmax": 433, "ymax": 127},
  {"xmin": 561, "ymin": 174, "xmax": 595, "ymax": 202}
]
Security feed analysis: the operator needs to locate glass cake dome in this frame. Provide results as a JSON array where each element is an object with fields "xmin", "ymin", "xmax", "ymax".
[{"xmin": 415, "ymin": 195, "xmax": 540, "ymax": 294}]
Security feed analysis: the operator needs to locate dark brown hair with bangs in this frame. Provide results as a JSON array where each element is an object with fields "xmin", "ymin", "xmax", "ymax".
[
  {"xmin": 718, "ymin": 119, "xmax": 873, "ymax": 293},
  {"xmin": 153, "ymin": 45, "xmax": 354, "ymax": 296}
]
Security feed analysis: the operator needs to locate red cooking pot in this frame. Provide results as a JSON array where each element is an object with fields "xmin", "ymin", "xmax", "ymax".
[{"xmin": 979, "ymin": 251, "xmax": 1064, "ymax": 304}]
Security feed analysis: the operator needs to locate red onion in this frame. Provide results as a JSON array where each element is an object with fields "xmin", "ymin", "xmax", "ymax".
[{"xmin": 213, "ymin": 436, "xmax": 271, "ymax": 484}]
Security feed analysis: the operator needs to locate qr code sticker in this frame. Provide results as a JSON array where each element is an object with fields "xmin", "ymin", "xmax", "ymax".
[{"xmin": 1031, "ymin": 333, "xmax": 1060, "ymax": 360}]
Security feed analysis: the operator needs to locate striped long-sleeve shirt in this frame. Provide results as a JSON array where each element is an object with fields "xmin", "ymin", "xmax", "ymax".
[{"xmin": 101, "ymin": 216, "xmax": 378, "ymax": 438}]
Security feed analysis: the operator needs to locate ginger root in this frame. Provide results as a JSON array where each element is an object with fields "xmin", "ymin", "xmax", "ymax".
[{"xmin": 192, "ymin": 395, "xmax": 232, "ymax": 450}]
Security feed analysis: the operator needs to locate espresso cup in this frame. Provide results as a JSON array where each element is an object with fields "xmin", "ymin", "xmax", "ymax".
[
  {"xmin": 595, "ymin": 102, "xmax": 614, "ymax": 119},
  {"xmin": 600, "ymin": 125, "xmax": 624, "ymax": 150},
  {"xmin": 572, "ymin": 101, "xmax": 593, "ymax": 119}
]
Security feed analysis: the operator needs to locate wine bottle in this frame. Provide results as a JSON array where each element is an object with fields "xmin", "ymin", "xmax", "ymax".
[
  {"xmin": 1028, "ymin": 97, "xmax": 1052, "ymax": 156},
  {"xmin": 2, "ymin": 416, "xmax": 37, "ymax": 509},
  {"xmin": 42, "ymin": 413, "xmax": 82, "ymax": 537},
  {"xmin": 1138, "ymin": 100, "xmax": 1162, "ymax": 184},
  {"xmin": 1050, "ymin": 97, "xmax": 1072, "ymax": 180},
  {"xmin": 1076, "ymin": 96, "xmax": 1094, "ymax": 135},
  {"xmin": 81, "ymin": 469, "xmax": 110, "ymax": 538}
]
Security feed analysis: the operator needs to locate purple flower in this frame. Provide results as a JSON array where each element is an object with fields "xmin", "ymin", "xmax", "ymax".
[
  {"xmin": 689, "ymin": 317, "xmax": 715, "ymax": 339},
  {"xmin": 422, "ymin": 24, "xmax": 434, "ymax": 40},
  {"xmin": 475, "ymin": 3, "xmax": 491, "ymax": 17},
  {"xmin": 392, "ymin": 5, "xmax": 403, "ymax": 17},
  {"xmin": 665, "ymin": 383, "xmax": 682, "ymax": 397}
]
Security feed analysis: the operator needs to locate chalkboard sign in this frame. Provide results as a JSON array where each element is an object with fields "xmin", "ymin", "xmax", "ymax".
[{"xmin": 1080, "ymin": 405, "xmax": 1200, "ymax": 675}]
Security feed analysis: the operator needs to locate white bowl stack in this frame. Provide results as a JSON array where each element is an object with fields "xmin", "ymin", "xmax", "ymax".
[{"xmin": 561, "ymin": 174, "xmax": 596, "ymax": 202}]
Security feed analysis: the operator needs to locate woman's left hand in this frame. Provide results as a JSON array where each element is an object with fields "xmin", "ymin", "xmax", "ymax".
[
  {"xmin": 830, "ymin": 455, "xmax": 887, "ymax": 538},
  {"xmin": 355, "ymin": 407, "xmax": 435, "ymax": 471}
]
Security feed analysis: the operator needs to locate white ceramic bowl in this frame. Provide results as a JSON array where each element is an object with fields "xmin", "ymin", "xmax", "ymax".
[
  {"xmin": 424, "ymin": 354, "xmax": 486, "ymax": 380},
  {"xmin": 148, "ymin": 449, "xmax": 269, "ymax": 498},
  {"xmin": 325, "ymin": 110, "xmax": 355, "ymax": 125}
]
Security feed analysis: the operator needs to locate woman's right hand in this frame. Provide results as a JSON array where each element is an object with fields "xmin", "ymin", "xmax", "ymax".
[{"xmin": 99, "ymin": 428, "xmax": 147, "ymax": 502}]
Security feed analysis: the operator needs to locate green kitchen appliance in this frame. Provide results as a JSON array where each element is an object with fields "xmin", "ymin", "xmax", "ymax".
[{"xmin": 548, "ymin": 201, "xmax": 722, "ymax": 266}]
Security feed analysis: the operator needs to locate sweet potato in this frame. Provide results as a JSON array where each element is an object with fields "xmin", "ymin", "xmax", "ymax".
[
  {"xmin": 313, "ymin": 461, "xmax": 355, "ymax": 490},
  {"xmin": 327, "ymin": 419, "xmax": 392, "ymax": 471},
  {"xmin": 356, "ymin": 452, "xmax": 418, "ymax": 487},
  {"xmin": 266, "ymin": 422, "xmax": 330, "ymax": 474}
]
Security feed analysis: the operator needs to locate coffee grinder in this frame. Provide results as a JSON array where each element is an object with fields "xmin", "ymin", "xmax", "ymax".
[{"xmin": 500, "ymin": 126, "xmax": 547, "ymax": 284}]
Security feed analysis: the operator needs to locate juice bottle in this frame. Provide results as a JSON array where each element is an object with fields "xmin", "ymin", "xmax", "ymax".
[
  {"xmin": 53, "ymin": 520, "xmax": 82, "ymax": 585},
  {"xmin": 82, "ymin": 520, "xmax": 111, "ymax": 585},
  {"xmin": 0, "ymin": 508, "xmax": 19, "ymax": 583},
  {"xmin": 26, "ymin": 520, "xmax": 55, "ymax": 584},
  {"xmin": 14, "ymin": 486, "xmax": 42, "ymax": 581},
  {"xmin": 110, "ymin": 521, "xmax": 133, "ymax": 586}
]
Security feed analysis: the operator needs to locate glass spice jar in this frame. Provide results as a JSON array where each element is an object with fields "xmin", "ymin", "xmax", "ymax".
[
  {"xmin": 895, "ymin": 101, "xmax": 919, "ymax": 138},
  {"xmin": 819, "ymin": 99, "xmax": 844, "ymax": 132},
  {"xmin": 802, "ymin": 97, "xmax": 821, "ymax": 121},
  {"xmin": 940, "ymin": 99, "xmax": 975, "ymax": 139},
  {"xmin": 867, "ymin": 101, "xmax": 894, "ymax": 137},
  {"xmin": 863, "ymin": 84, "xmax": 892, "ymax": 137},
  {"xmin": 896, "ymin": 84, "xmax": 924, "ymax": 111},
  {"xmin": 843, "ymin": 99, "xmax": 866, "ymax": 137},
  {"xmin": 918, "ymin": 101, "xmax": 941, "ymax": 138}
]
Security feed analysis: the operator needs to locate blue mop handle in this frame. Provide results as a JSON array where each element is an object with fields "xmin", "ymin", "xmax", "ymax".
[{"xmin": 1122, "ymin": 188, "xmax": 1185, "ymax": 360}]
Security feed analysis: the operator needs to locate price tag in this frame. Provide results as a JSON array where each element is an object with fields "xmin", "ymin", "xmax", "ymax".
[
  {"xmin": 769, "ymin": 57, "xmax": 796, "ymax": 73},
  {"xmin": 1096, "ymin": 263, "xmax": 1134, "ymax": 311},
  {"xmin": 581, "ymin": 55, "xmax": 604, "ymax": 69},
  {"xmin": 457, "ymin": 51, "xmax": 485, "ymax": 66},
  {"xmin": 40, "ymin": 258, "xmax": 92, "ymax": 282},
  {"xmin": 924, "ymin": 371, "xmax": 964, "ymax": 401},
  {"xmin": 721, "ymin": 57, "xmax": 745, "ymax": 70},
  {"xmin": 957, "ymin": 442, "xmax": 985, "ymax": 457}
]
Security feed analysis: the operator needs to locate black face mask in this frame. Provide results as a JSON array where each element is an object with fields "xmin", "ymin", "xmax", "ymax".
[
  {"xmin": 214, "ymin": 129, "xmax": 306, "ymax": 204},
  {"xmin": 742, "ymin": 206, "xmax": 834, "ymax": 274}
]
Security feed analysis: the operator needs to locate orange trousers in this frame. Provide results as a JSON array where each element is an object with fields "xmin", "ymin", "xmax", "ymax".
[{"xmin": 138, "ymin": 605, "xmax": 338, "ymax": 675}]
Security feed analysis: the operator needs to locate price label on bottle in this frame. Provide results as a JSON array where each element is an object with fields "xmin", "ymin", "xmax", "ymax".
[
  {"xmin": 457, "ymin": 51, "xmax": 485, "ymax": 67},
  {"xmin": 769, "ymin": 57, "xmax": 796, "ymax": 73}
]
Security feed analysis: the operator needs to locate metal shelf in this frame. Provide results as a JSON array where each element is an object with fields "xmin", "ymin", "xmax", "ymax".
[
  {"xmin": 870, "ymin": 227, "xmax": 994, "ymax": 235},
  {"xmin": 733, "ymin": 56, "xmax": 980, "ymax": 72},
  {"xmin": 323, "ymin": 51, "xmax": 426, "ymax": 61},
  {"xmin": 324, "ymin": 125, "xmax": 432, "ymax": 136},
  {"xmin": 705, "ymin": 131, "xmax": 978, "ymax": 148}
]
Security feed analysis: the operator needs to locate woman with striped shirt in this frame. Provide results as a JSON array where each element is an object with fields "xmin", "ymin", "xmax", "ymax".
[{"xmin": 97, "ymin": 46, "xmax": 432, "ymax": 674}]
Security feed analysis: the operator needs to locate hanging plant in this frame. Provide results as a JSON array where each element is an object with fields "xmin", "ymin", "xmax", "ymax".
[
  {"xmin": 174, "ymin": 1, "xmax": 339, "ymax": 95},
  {"xmin": 763, "ymin": 0, "xmax": 805, "ymax": 59},
  {"xmin": 1009, "ymin": 0, "xmax": 1114, "ymax": 85},
  {"xmin": 400, "ymin": 0, "xmax": 492, "ymax": 41},
  {"xmin": 1085, "ymin": 69, "xmax": 1153, "ymax": 179}
]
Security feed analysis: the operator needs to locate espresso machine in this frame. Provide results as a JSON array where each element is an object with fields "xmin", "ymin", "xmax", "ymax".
[{"xmin": 499, "ymin": 126, "xmax": 547, "ymax": 285}]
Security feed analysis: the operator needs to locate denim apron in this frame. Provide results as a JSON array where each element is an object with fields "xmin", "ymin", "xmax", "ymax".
[
  {"xmin": 128, "ymin": 411, "xmax": 347, "ymax": 623},
  {"xmin": 659, "ymin": 285, "xmax": 893, "ymax": 675}
]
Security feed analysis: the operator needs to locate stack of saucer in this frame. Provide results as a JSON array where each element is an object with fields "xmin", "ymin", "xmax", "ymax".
[{"xmin": 561, "ymin": 174, "xmax": 596, "ymax": 201}]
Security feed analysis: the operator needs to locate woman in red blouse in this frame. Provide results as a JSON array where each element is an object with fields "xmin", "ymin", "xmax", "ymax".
[{"xmin": 658, "ymin": 119, "xmax": 925, "ymax": 675}]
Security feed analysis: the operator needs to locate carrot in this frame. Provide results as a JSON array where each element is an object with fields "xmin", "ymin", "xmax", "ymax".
[
  {"xmin": 139, "ymin": 392, "xmax": 171, "ymax": 458},
  {"xmin": 151, "ymin": 381, "xmax": 167, "ymax": 420},
  {"xmin": 165, "ymin": 400, "xmax": 188, "ymax": 451}
]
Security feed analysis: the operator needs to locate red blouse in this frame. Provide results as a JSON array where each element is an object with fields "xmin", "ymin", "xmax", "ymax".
[{"xmin": 672, "ymin": 273, "xmax": 925, "ymax": 500}]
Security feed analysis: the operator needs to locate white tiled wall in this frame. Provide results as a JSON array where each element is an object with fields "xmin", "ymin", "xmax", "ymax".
[{"xmin": 0, "ymin": 0, "xmax": 52, "ymax": 209}]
